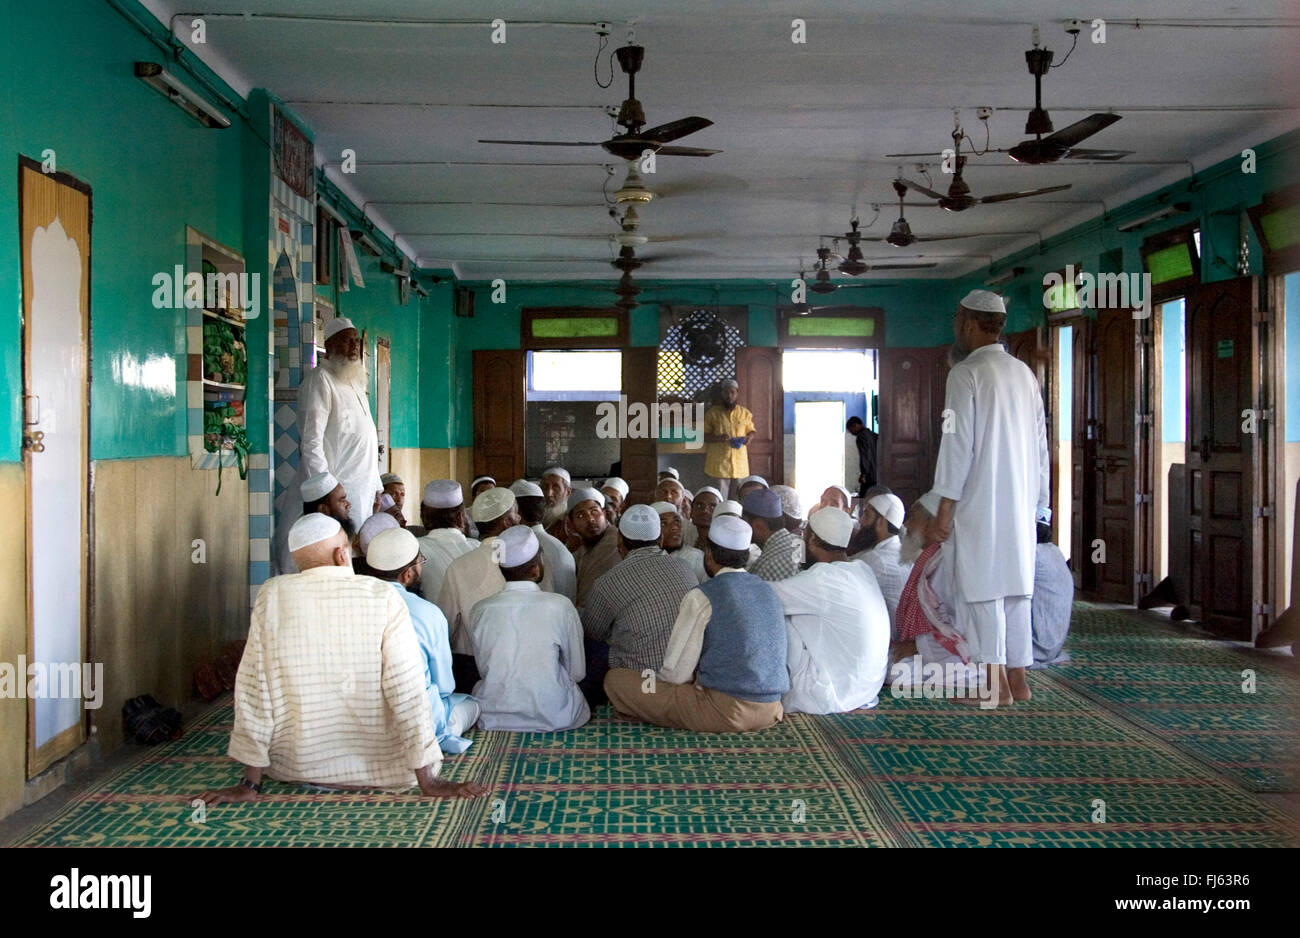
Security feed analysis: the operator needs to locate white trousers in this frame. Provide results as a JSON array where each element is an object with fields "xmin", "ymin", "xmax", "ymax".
[
  {"xmin": 447, "ymin": 697, "xmax": 481, "ymax": 738},
  {"xmin": 956, "ymin": 595, "xmax": 1032, "ymax": 667}
]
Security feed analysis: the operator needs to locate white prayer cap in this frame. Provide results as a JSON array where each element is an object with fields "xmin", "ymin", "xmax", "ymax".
[
  {"xmin": 1037, "ymin": 506, "xmax": 1052, "ymax": 524},
  {"xmin": 650, "ymin": 500, "xmax": 681, "ymax": 518},
  {"xmin": 510, "ymin": 479, "xmax": 544, "ymax": 498},
  {"xmin": 716, "ymin": 499, "xmax": 744, "ymax": 518},
  {"xmin": 959, "ymin": 289, "xmax": 1006, "ymax": 315},
  {"xmin": 708, "ymin": 514, "xmax": 752, "ymax": 552},
  {"xmin": 601, "ymin": 477, "xmax": 630, "ymax": 499},
  {"xmin": 721, "ymin": 378, "xmax": 739, "ymax": 390},
  {"xmin": 739, "ymin": 475, "xmax": 768, "ymax": 489},
  {"xmin": 471, "ymin": 475, "xmax": 496, "ymax": 490},
  {"xmin": 497, "ymin": 524, "xmax": 539, "ymax": 568},
  {"xmin": 917, "ymin": 490, "xmax": 942, "ymax": 517},
  {"xmin": 380, "ymin": 472, "xmax": 403, "ymax": 487},
  {"xmin": 694, "ymin": 485, "xmax": 723, "ymax": 502},
  {"xmin": 619, "ymin": 504, "xmax": 662, "ymax": 541},
  {"xmin": 301, "ymin": 471, "xmax": 340, "ymax": 502},
  {"xmin": 377, "ymin": 493, "xmax": 396, "ymax": 512},
  {"xmin": 366, "ymin": 527, "xmax": 419, "ymax": 572},
  {"xmin": 771, "ymin": 484, "xmax": 804, "ymax": 520},
  {"xmin": 357, "ymin": 511, "xmax": 399, "ymax": 555},
  {"xmin": 422, "ymin": 479, "xmax": 463, "ymax": 509},
  {"xmin": 541, "ymin": 466, "xmax": 571, "ymax": 484},
  {"xmin": 288, "ymin": 512, "xmax": 342, "ymax": 552},
  {"xmin": 324, "ymin": 317, "xmax": 357, "ymax": 342},
  {"xmin": 830, "ymin": 484, "xmax": 853, "ymax": 503},
  {"xmin": 471, "ymin": 487, "xmax": 516, "ymax": 523},
  {"xmin": 867, "ymin": 493, "xmax": 905, "ymax": 529},
  {"xmin": 809, "ymin": 507, "xmax": 854, "ymax": 549},
  {"xmin": 567, "ymin": 487, "xmax": 605, "ymax": 513},
  {"xmin": 658, "ymin": 467, "xmax": 680, "ymax": 480}
]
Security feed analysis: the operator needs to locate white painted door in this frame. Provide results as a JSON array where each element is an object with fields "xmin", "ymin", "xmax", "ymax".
[{"xmin": 376, "ymin": 340, "xmax": 391, "ymax": 473}]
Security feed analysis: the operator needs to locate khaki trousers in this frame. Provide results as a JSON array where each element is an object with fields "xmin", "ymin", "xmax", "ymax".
[{"xmin": 604, "ymin": 668, "xmax": 784, "ymax": 733}]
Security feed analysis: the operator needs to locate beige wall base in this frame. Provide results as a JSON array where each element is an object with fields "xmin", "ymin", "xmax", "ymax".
[{"xmin": 0, "ymin": 464, "xmax": 27, "ymax": 820}]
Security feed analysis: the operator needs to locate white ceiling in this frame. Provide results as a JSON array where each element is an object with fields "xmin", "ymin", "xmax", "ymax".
[{"xmin": 145, "ymin": 1, "xmax": 1300, "ymax": 281}]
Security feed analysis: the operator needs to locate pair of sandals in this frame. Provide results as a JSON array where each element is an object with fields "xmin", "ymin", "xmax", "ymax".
[{"xmin": 122, "ymin": 694, "xmax": 184, "ymax": 745}]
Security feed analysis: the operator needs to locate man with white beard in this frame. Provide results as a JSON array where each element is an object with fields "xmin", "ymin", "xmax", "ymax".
[{"xmin": 274, "ymin": 318, "xmax": 382, "ymax": 573}]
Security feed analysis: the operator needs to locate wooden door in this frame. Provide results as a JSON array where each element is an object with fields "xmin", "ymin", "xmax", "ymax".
[
  {"xmin": 1092, "ymin": 308, "xmax": 1141, "ymax": 603},
  {"xmin": 878, "ymin": 346, "xmax": 947, "ymax": 510},
  {"xmin": 735, "ymin": 346, "xmax": 783, "ymax": 484},
  {"xmin": 621, "ymin": 347, "xmax": 659, "ymax": 504},
  {"xmin": 1185, "ymin": 277, "xmax": 1258, "ymax": 638},
  {"xmin": 472, "ymin": 349, "xmax": 525, "ymax": 483},
  {"xmin": 1071, "ymin": 320, "xmax": 1097, "ymax": 591},
  {"xmin": 1006, "ymin": 326, "xmax": 1046, "ymax": 388},
  {"xmin": 376, "ymin": 339, "xmax": 391, "ymax": 473}
]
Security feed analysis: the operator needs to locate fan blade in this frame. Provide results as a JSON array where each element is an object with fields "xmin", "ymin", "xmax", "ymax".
[
  {"xmin": 860, "ymin": 233, "xmax": 999, "ymax": 242},
  {"xmin": 655, "ymin": 174, "xmax": 749, "ymax": 198},
  {"xmin": 884, "ymin": 150, "xmax": 946, "ymax": 158},
  {"xmin": 1044, "ymin": 113, "xmax": 1121, "ymax": 148},
  {"xmin": 867, "ymin": 262, "xmax": 939, "ymax": 270},
  {"xmin": 655, "ymin": 145, "xmax": 721, "ymax": 157},
  {"xmin": 1063, "ymin": 147, "xmax": 1134, "ymax": 161},
  {"xmin": 639, "ymin": 116, "xmax": 713, "ymax": 144},
  {"xmin": 477, "ymin": 139, "xmax": 602, "ymax": 147},
  {"xmin": 898, "ymin": 177, "xmax": 949, "ymax": 201},
  {"xmin": 977, "ymin": 183, "xmax": 1072, "ymax": 204}
]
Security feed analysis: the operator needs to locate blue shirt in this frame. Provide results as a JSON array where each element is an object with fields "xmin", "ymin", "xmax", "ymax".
[{"xmin": 389, "ymin": 582, "xmax": 473, "ymax": 754}]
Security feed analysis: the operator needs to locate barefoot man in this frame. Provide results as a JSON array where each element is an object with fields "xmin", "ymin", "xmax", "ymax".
[{"xmin": 927, "ymin": 290, "xmax": 1049, "ymax": 708}]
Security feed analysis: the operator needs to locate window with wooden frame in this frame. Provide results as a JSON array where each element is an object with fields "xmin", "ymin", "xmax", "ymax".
[
  {"xmin": 1248, "ymin": 182, "xmax": 1300, "ymax": 274},
  {"xmin": 778, "ymin": 306, "xmax": 885, "ymax": 348},
  {"xmin": 314, "ymin": 205, "xmax": 334, "ymax": 285},
  {"xmin": 521, "ymin": 307, "xmax": 627, "ymax": 349},
  {"xmin": 1141, "ymin": 224, "xmax": 1201, "ymax": 303},
  {"xmin": 1043, "ymin": 262, "xmax": 1084, "ymax": 321}
]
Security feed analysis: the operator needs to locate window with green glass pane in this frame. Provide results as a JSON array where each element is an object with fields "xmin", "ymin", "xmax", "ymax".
[
  {"xmin": 531, "ymin": 317, "xmax": 619, "ymax": 339},
  {"xmin": 788, "ymin": 317, "xmax": 875, "ymax": 337},
  {"xmin": 1146, "ymin": 243, "xmax": 1195, "ymax": 286}
]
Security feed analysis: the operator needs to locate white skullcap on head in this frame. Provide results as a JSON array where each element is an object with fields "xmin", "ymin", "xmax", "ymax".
[
  {"xmin": 510, "ymin": 479, "xmax": 544, "ymax": 498},
  {"xmin": 960, "ymin": 289, "xmax": 1006, "ymax": 315},
  {"xmin": 497, "ymin": 524, "xmax": 539, "ymax": 568},
  {"xmin": 809, "ymin": 507, "xmax": 854, "ymax": 549},
  {"xmin": 658, "ymin": 467, "xmax": 679, "ymax": 480},
  {"xmin": 470, "ymin": 487, "xmax": 516, "ymax": 523},
  {"xmin": 829, "ymin": 484, "xmax": 853, "ymax": 503},
  {"xmin": 694, "ymin": 485, "xmax": 723, "ymax": 502},
  {"xmin": 357, "ymin": 511, "xmax": 399, "ymax": 554},
  {"xmin": 380, "ymin": 472, "xmax": 403, "ymax": 487},
  {"xmin": 721, "ymin": 378, "xmax": 739, "ymax": 390},
  {"xmin": 917, "ymin": 490, "xmax": 942, "ymax": 518},
  {"xmin": 868, "ymin": 493, "xmax": 905, "ymax": 530},
  {"xmin": 422, "ymin": 479, "xmax": 463, "ymax": 508},
  {"xmin": 739, "ymin": 475, "xmax": 768, "ymax": 488},
  {"xmin": 1037, "ymin": 506, "xmax": 1052, "ymax": 524},
  {"xmin": 650, "ymin": 500, "xmax": 681, "ymax": 518},
  {"xmin": 377, "ymin": 493, "xmax": 396, "ymax": 512},
  {"xmin": 771, "ymin": 484, "xmax": 804, "ymax": 520},
  {"xmin": 708, "ymin": 514, "xmax": 752, "ymax": 552},
  {"xmin": 541, "ymin": 466, "xmax": 571, "ymax": 484},
  {"xmin": 619, "ymin": 504, "xmax": 662, "ymax": 541},
  {"xmin": 366, "ymin": 527, "xmax": 419, "ymax": 572},
  {"xmin": 567, "ymin": 487, "xmax": 605, "ymax": 512},
  {"xmin": 716, "ymin": 499, "xmax": 743, "ymax": 518},
  {"xmin": 471, "ymin": 475, "xmax": 496, "ymax": 489},
  {"xmin": 323, "ymin": 317, "xmax": 356, "ymax": 342},
  {"xmin": 288, "ymin": 513, "xmax": 342, "ymax": 552},
  {"xmin": 602, "ymin": 477, "xmax": 630, "ymax": 499},
  {"xmin": 301, "ymin": 471, "xmax": 340, "ymax": 502}
]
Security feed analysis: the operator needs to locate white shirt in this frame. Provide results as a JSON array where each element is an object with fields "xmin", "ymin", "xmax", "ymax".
[
  {"xmin": 532, "ymin": 523, "xmax": 577, "ymax": 603},
  {"xmin": 297, "ymin": 361, "xmax": 382, "ymax": 534},
  {"xmin": 437, "ymin": 534, "xmax": 555, "ymax": 654},
  {"xmin": 417, "ymin": 527, "xmax": 479, "ymax": 606},
  {"xmin": 670, "ymin": 545, "xmax": 707, "ymax": 584},
  {"xmin": 682, "ymin": 521, "xmax": 699, "ymax": 549},
  {"xmin": 859, "ymin": 535, "xmax": 912, "ymax": 637},
  {"xmin": 229, "ymin": 565, "xmax": 440, "ymax": 789},
  {"xmin": 932, "ymin": 343, "xmax": 1050, "ymax": 602},
  {"xmin": 469, "ymin": 581, "xmax": 590, "ymax": 732},
  {"xmin": 770, "ymin": 560, "xmax": 891, "ymax": 714}
]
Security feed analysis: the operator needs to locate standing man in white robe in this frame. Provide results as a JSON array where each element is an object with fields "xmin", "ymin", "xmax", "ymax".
[
  {"xmin": 927, "ymin": 290, "xmax": 1050, "ymax": 707},
  {"xmin": 274, "ymin": 317, "xmax": 382, "ymax": 574}
]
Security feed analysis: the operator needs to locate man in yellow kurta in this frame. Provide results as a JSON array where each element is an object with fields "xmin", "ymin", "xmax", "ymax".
[{"xmin": 703, "ymin": 379, "xmax": 756, "ymax": 500}]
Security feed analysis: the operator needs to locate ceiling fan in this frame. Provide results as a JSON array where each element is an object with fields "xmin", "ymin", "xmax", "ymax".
[
  {"xmin": 478, "ymin": 43, "xmax": 719, "ymax": 160},
  {"xmin": 896, "ymin": 128, "xmax": 1071, "ymax": 212},
  {"xmin": 808, "ymin": 244, "xmax": 937, "ymax": 291}
]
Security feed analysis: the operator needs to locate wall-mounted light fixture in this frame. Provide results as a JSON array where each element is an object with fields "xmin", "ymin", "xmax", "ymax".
[
  {"xmin": 1117, "ymin": 202, "xmax": 1191, "ymax": 233},
  {"xmin": 134, "ymin": 62, "xmax": 231, "ymax": 128},
  {"xmin": 984, "ymin": 265, "xmax": 1025, "ymax": 287}
]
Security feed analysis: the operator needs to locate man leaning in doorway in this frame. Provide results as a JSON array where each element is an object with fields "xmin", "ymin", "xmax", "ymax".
[{"xmin": 703, "ymin": 378, "xmax": 756, "ymax": 500}]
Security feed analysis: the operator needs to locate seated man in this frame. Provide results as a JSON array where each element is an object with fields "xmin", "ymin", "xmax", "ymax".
[
  {"xmin": 601, "ymin": 476, "xmax": 629, "ymax": 525},
  {"xmin": 353, "ymin": 510, "xmax": 398, "ymax": 575},
  {"xmin": 570, "ymin": 487, "xmax": 622, "ymax": 610},
  {"xmin": 771, "ymin": 507, "xmax": 891, "ymax": 713},
  {"xmin": 654, "ymin": 500, "xmax": 706, "ymax": 584},
  {"xmin": 469, "ymin": 525, "xmax": 589, "ymax": 732},
  {"xmin": 540, "ymin": 466, "xmax": 573, "ymax": 532},
  {"xmin": 380, "ymin": 475, "xmax": 408, "ymax": 527},
  {"xmin": 583, "ymin": 505, "xmax": 699, "ymax": 704},
  {"xmin": 770, "ymin": 485, "xmax": 806, "ymax": 539},
  {"xmin": 735, "ymin": 475, "xmax": 768, "ymax": 502},
  {"xmin": 604, "ymin": 515, "xmax": 788, "ymax": 733},
  {"xmin": 683, "ymin": 485, "xmax": 722, "ymax": 549},
  {"xmin": 815, "ymin": 484, "xmax": 854, "ymax": 515},
  {"xmin": 745, "ymin": 488, "xmax": 802, "ymax": 583},
  {"xmin": 1031, "ymin": 508, "xmax": 1073, "ymax": 666},
  {"xmin": 853, "ymin": 492, "xmax": 911, "ymax": 637},
  {"xmin": 367, "ymin": 527, "xmax": 479, "ymax": 754},
  {"xmin": 199, "ymin": 514, "xmax": 487, "ymax": 804},
  {"xmin": 416, "ymin": 480, "xmax": 479, "ymax": 605},
  {"xmin": 512, "ymin": 478, "xmax": 577, "ymax": 603}
]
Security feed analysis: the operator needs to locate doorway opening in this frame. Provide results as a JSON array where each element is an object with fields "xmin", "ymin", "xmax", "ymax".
[
  {"xmin": 525, "ymin": 349, "xmax": 622, "ymax": 479},
  {"xmin": 1055, "ymin": 324, "xmax": 1073, "ymax": 562},
  {"xmin": 1155, "ymin": 297, "xmax": 1187, "ymax": 583}
]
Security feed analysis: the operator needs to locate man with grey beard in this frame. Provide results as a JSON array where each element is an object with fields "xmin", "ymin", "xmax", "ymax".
[{"xmin": 274, "ymin": 317, "xmax": 383, "ymax": 573}]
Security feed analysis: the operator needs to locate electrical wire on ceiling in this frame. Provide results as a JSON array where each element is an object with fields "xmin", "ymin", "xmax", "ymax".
[
  {"xmin": 1051, "ymin": 31, "xmax": 1078, "ymax": 68},
  {"xmin": 593, "ymin": 30, "xmax": 616, "ymax": 88}
]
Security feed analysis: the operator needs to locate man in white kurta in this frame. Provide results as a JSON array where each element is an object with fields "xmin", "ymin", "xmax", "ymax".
[
  {"xmin": 770, "ymin": 508, "xmax": 891, "ymax": 714},
  {"xmin": 928, "ymin": 290, "xmax": 1050, "ymax": 706},
  {"xmin": 416, "ymin": 480, "xmax": 480, "ymax": 605},
  {"xmin": 274, "ymin": 318, "xmax": 382, "ymax": 574},
  {"xmin": 854, "ymin": 493, "xmax": 911, "ymax": 638},
  {"xmin": 511, "ymin": 479, "xmax": 577, "ymax": 604}
]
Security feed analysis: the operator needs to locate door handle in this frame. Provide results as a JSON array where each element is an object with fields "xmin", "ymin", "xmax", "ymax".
[{"xmin": 22, "ymin": 430, "xmax": 45, "ymax": 454}]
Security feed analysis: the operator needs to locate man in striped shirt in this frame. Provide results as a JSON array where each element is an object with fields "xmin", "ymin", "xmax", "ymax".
[
  {"xmin": 745, "ymin": 488, "xmax": 803, "ymax": 582},
  {"xmin": 199, "ymin": 514, "xmax": 488, "ymax": 805}
]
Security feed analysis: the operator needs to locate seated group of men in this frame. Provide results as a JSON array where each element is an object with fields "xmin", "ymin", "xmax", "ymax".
[{"xmin": 200, "ymin": 465, "xmax": 1072, "ymax": 805}]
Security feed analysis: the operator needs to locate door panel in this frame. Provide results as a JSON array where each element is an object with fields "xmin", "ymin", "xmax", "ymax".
[
  {"xmin": 1071, "ymin": 320, "xmax": 1096, "ymax": 591},
  {"xmin": 472, "ymin": 349, "xmax": 525, "ymax": 483},
  {"xmin": 1184, "ymin": 277, "xmax": 1257, "ymax": 638},
  {"xmin": 878, "ymin": 346, "xmax": 949, "ymax": 509},
  {"xmin": 376, "ymin": 341, "xmax": 391, "ymax": 473},
  {"xmin": 620, "ymin": 347, "xmax": 658, "ymax": 504},
  {"xmin": 735, "ymin": 346, "xmax": 783, "ymax": 484},
  {"xmin": 1093, "ymin": 308, "xmax": 1138, "ymax": 602}
]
